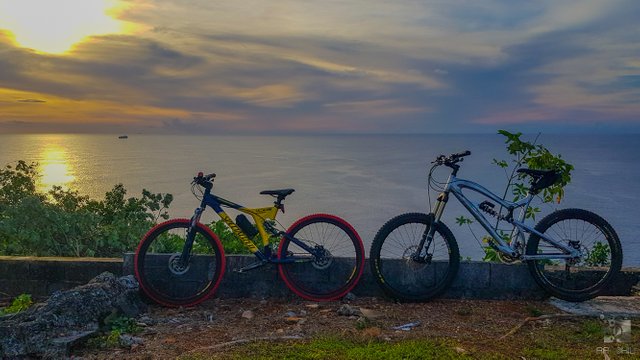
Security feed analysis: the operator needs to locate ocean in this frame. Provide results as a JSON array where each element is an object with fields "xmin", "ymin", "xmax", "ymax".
[{"xmin": 0, "ymin": 133, "xmax": 638, "ymax": 265}]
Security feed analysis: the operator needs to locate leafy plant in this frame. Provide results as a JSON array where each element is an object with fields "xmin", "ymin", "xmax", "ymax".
[
  {"xmin": 455, "ymin": 130, "xmax": 574, "ymax": 262},
  {"xmin": 495, "ymin": 130, "xmax": 573, "ymax": 208},
  {"xmin": 208, "ymin": 220, "xmax": 256, "ymax": 254},
  {"xmin": 481, "ymin": 236, "xmax": 501, "ymax": 262},
  {"xmin": 585, "ymin": 241, "xmax": 611, "ymax": 266},
  {"xmin": 0, "ymin": 293, "xmax": 33, "ymax": 316},
  {"xmin": 86, "ymin": 314, "xmax": 140, "ymax": 349},
  {"xmin": 104, "ymin": 314, "xmax": 141, "ymax": 334},
  {"xmin": 0, "ymin": 161, "xmax": 173, "ymax": 257}
]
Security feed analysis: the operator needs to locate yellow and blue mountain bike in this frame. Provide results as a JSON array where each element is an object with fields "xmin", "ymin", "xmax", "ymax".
[{"xmin": 134, "ymin": 172, "xmax": 365, "ymax": 307}]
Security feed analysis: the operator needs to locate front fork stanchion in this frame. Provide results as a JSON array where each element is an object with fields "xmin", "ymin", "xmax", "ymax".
[
  {"xmin": 179, "ymin": 207, "xmax": 204, "ymax": 267},
  {"xmin": 415, "ymin": 192, "xmax": 448, "ymax": 262}
]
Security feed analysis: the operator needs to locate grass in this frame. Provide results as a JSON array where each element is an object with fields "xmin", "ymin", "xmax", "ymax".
[
  {"xmin": 179, "ymin": 317, "xmax": 640, "ymax": 360},
  {"xmin": 180, "ymin": 337, "xmax": 470, "ymax": 360}
]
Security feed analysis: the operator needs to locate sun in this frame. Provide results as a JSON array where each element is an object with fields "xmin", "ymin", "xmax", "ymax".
[{"xmin": 0, "ymin": 0, "xmax": 127, "ymax": 54}]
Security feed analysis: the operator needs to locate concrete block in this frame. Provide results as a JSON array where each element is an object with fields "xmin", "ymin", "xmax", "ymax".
[
  {"xmin": 122, "ymin": 253, "xmax": 135, "ymax": 276},
  {"xmin": 29, "ymin": 261, "xmax": 66, "ymax": 281},
  {"xmin": 351, "ymin": 259, "xmax": 385, "ymax": 297},
  {"xmin": 0, "ymin": 279, "xmax": 47, "ymax": 298},
  {"xmin": 451, "ymin": 261, "xmax": 490, "ymax": 289},
  {"xmin": 0, "ymin": 260, "xmax": 29, "ymax": 281},
  {"xmin": 489, "ymin": 262, "xmax": 538, "ymax": 290},
  {"xmin": 2, "ymin": 255, "xmax": 638, "ymax": 301}
]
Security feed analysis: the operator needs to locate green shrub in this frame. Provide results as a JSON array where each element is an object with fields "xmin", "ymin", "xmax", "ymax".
[
  {"xmin": 0, "ymin": 294, "xmax": 33, "ymax": 316},
  {"xmin": 209, "ymin": 220, "xmax": 257, "ymax": 254},
  {"xmin": 0, "ymin": 161, "xmax": 173, "ymax": 257},
  {"xmin": 456, "ymin": 131, "xmax": 574, "ymax": 261}
]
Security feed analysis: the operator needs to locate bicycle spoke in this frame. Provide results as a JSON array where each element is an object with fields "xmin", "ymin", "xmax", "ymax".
[{"xmin": 527, "ymin": 209, "xmax": 621, "ymax": 301}]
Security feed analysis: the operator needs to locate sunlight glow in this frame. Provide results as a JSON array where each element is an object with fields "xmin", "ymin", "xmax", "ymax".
[
  {"xmin": 0, "ymin": 0, "xmax": 126, "ymax": 54},
  {"xmin": 39, "ymin": 145, "xmax": 75, "ymax": 191}
]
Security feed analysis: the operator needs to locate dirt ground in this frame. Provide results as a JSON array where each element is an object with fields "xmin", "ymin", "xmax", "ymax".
[{"xmin": 71, "ymin": 296, "xmax": 606, "ymax": 359}]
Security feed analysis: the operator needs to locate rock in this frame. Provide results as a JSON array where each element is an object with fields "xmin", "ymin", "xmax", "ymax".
[
  {"xmin": 203, "ymin": 311, "xmax": 214, "ymax": 322},
  {"xmin": 337, "ymin": 304, "xmax": 361, "ymax": 316},
  {"xmin": 359, "ymin": 308, "xmax": 382, "ymax": 320},
  {"xmin": 285, "ymin": 311, "xmax": 297, "ymax": 317},
  {"xmin": 0, "ymin": 272, "xmax": 146, "ymax": 358},
  {"xmin": 285, "ymin": 316, "xmax": 304, "ymax": 324},
  {"xmin": 120, "ymin": 334, "xmax": 144, "ymax": 348},
  {"xmin": 138, "ymin": 315, "xmax": 156, "ymax": 326},
  {"xmin": 241, "ymin": 310, "xmax": 254, "ymax": 319},
  {"xmin": 455, "ymin": 346, "xmax": 467, "ymax": 354},
  {"xmin": 342, "ymin": 292, "xmax": 357, "ymax": 302},
  {"xmin": 305, "ymin": 304, "xmax": 320, "ymax": 309},
  {"xmin": 162, "ymin": 337, "xmax": 177, "ymax": 344}
]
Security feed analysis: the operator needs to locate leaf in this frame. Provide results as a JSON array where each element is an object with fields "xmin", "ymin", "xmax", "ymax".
[{"xmin": 455, "ymin": 215, "xmax": 473, "ymax": 226}]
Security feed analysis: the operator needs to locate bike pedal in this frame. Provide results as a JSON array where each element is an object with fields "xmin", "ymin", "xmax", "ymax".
[{"xmin": 235, "ymin": 260, "xmax": 268, "ymax": 273}]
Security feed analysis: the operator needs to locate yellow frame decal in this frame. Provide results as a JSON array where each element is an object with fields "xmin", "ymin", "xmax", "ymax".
[{"xmin": 216, "ymin": 206, "xmax": 279, "ymax": 253}]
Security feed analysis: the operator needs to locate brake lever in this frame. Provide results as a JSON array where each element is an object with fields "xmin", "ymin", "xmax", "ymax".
[{"xmin": 432, "ymin": 155, "xmax": 446, "ymax": 164}]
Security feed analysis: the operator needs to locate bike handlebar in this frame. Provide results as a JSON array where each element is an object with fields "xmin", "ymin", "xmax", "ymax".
[
  {"xmin": 432, "ymin": 150, "xmax": 471, "ymax": 165},
  {"xmin": 193, "ymin": 172, "xmax": 216, "ymax": 187},
  {"xmin": 452, "ymin": 150, "xmax": 471, "ymax": 158}
]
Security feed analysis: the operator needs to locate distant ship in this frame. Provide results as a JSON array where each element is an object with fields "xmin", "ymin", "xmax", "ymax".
[{"xmin": 118, "ymin": 135, "xmax": 128, "ymax": 139}]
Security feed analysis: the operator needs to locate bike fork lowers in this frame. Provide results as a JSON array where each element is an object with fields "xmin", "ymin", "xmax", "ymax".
[
  {"xmin": 416, "ymin": 191, "xmax": 449, "ymax": 262},
  {"xmin": 179, "ymin": 207, "xmax": 205, "ymax": 267}
]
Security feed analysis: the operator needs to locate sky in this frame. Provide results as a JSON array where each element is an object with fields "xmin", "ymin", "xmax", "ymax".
[{"xmin": 0, "ymin": 0, "xmax": 639, "ymax": 134}]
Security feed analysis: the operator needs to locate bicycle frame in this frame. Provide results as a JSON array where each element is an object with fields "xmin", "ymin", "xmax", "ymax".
[
  {"xmin": 183, "ymin": 185, "xmax": 319, "ymax": 264},
  {"xmin": 432, "ymin": 172, "xmax": 580, "ymax": 260}
]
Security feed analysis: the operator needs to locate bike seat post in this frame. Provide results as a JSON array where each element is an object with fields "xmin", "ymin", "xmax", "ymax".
[{"xmin": 275, "ymin": 195, "xmax": 285, "ymax": 213}]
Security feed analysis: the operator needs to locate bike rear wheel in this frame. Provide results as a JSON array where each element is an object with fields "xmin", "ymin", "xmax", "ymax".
[
  {"xmin": 369, "ymin": 213, "xmax": 460, "ymax": 302},
  {"xmin": 526, "ymin": 208, "xmax": 622, "ymax": 302},
  {"xmin": 134, "ymin": 219, "xmax": 226, "ymax": 307},
  {"xmin": 278, "ymin": 214, "xmax": 365, "ymax": 301}
]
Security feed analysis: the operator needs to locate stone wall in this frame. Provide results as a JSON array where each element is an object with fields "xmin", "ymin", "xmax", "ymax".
[
  {"xmin": 1, "ymin": 255, "xmax": 637, "ymax": 300},
  {"xmin": 0, "ymin": 256, "xmax": 122, "ymax": 299}
]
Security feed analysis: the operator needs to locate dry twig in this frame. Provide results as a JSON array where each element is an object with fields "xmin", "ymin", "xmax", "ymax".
[
  {"xmin": 499, "ymin": 314, "xmax": 592, "ymax": 340},
  {"xmin": 185, "ymin": 335, "xmax": 304, "ymax": 354}
]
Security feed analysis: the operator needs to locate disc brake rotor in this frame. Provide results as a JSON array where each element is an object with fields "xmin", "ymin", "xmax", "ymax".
[
  {"xmin": 168, "ymin": 254, "xmax": 190, "ymax": 275},
  {"xmin": 312, "ymin": 247, "xmax": 333, "ymax": 270}
]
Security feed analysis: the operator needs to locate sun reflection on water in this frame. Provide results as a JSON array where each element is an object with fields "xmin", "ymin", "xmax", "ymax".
[{"xmin": 38, "ymin": 145, "xmax": 75, "ymax": 192}]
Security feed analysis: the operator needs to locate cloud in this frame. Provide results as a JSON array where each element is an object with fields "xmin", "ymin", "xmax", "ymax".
[
  {"xmin": 0, "ymin": 0, "xmax": 638, "ymax": 133},
  {"xmin": 16, "ymin": 98, "xmax": 46, "ymax": 103}
]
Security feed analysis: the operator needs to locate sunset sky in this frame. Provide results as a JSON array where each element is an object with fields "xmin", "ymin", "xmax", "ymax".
[{"xmin": 0, "ymin": 0, "xmax": 638, "ymax": 134}]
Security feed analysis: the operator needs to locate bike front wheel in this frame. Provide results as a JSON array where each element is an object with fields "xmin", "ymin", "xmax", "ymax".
[
  {"xmin": 526, "ymin": 208, "xmax": 622, "ymax": 302},
  {"xmin": 134, "ymin": 219, "xmax": 226, "ymax": 307},
  {"xmin": 278, "ymin": 214, "xmax": 365, "ymax": 301},
  {"xmin": 369, "ymin": 213, "xmax": 460, "ymax": 302}
]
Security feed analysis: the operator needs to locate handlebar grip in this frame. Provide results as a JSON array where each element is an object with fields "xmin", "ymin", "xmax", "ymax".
[
  {"xmin": 194, "ymin": 172, "xmax": 216, "ymax": 182},
  {"xmin": 453, "ymin": 150, "xmax": 471, "ymax": 158}
]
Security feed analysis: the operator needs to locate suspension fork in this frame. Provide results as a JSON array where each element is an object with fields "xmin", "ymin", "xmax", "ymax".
[
  {"xmin": 178, "ymin": 206, "xmax": 205, "ymax": 266},
  {"xmin": 415, "ymin": 190, "xmax": 450, "ymax": 261}
]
